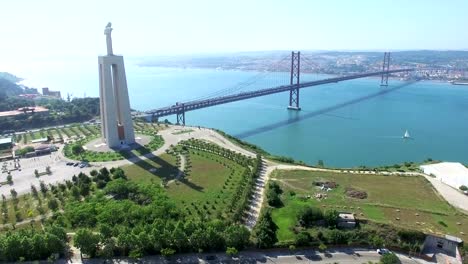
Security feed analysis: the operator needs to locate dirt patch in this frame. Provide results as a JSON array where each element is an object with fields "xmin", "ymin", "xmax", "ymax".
[
  {"xmin": 313, "ymin": 181, "xmax": 337, "ymax": 189},
  {"xmin": 346, "ymin": 187, "xmax": 367, "ymax": 199}
]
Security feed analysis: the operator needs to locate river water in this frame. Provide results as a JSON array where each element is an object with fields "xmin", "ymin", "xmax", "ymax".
[{"xmin": 22, "ymin": 63, "xmax": 468, "ymax": 168}]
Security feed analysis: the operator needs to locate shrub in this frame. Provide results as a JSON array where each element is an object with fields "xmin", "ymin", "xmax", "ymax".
[
  {"xmin": 226, "ymin": 247, "xmax": 238, "ymax": 256},
  {"xmin": 295, "ymin": 231, "xmax": 311, "ymax": 246},
  {"xmin": 318, "ymin": 243, "xmax": 327, "ymax": 252},
  {"xmin": 297, "ymin": 205, "xmax": 323, "ymax": 227},
  {"xmin": 161, "ymin": 248, "xmax": 175, "ymax": 257},
  {"xmin": 380, "ymin": 253, "xmax": 401, "ymax": 264}
]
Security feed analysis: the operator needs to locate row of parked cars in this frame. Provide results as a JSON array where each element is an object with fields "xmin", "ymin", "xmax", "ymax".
[{"xmin": 66, "ymin": 162, "xmax": 89, "ymax": 168}]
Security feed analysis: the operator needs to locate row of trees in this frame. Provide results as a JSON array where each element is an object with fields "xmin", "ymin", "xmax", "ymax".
[
  {"xmin": 179, "ymin": 139, "xmax": 262, "ymax": 222},
  {"xmin": 296, "ymin": 205, "xmax": 339, "ymax": 228},
  {"xmin": 60, "ymin": 172, "xmax": 251, "ymax": 258},
  {"xmin": 73, "ymin": 219, "xmax": 250, "ymax": 258},
  {"xmin": 0, "ymin": 225, "xmax": 67, "ymax": 262}
]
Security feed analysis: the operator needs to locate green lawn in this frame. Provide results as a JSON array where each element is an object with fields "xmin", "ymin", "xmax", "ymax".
[
  {"xmin": 270, "ymin": 170, "xmax": 468, "ymax": 241},
  {"xmin": 122, "ymin": 153, "xmax": 178, "ymax": 185},
  {"xmin": 123, "ymin": 149, "xmax": 247, "ymax": 220}
]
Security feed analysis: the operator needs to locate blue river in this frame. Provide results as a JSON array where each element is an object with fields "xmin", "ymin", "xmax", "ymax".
[{"xmin": 29, "ymin": 64, "xmax": 468, "ymax": 168}]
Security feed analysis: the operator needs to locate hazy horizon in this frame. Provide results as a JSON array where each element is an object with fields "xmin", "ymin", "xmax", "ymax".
[{"xmin": 1, "ymin": 0, "xmax": 468, "ymax": 90}]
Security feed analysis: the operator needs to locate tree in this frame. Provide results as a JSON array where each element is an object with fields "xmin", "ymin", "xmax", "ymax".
[
  {"xmin": 266, "ymin": 188, "xmax": 282, "ymax": 207},
  {"xmin": 47, "ymin": 198, "xmax": 59, "ymax": 211},
  {"xmin": 39, "ymin": 181, "xmax": 48, "ymax": 194},
  {"xmin": 297, "ymin": 205, "xmax": 323, "ymax": 227},
  {"xmin": 224, "ymin": 225, "xmax": 250, "ymax": 250},
  {"xmin": 71, "ymin": 186, "xmax": 81, "ymax": 200},
  {"xmin": 380, "ymin": 253, "xmax": 401, "ymax": 264},
  {"xmin": 324, "ymin": 210, "xmax": 339, "ymax": 228},
  {"xmin": 318, "ymin": 243, "xmax": 327, "ymax": 252},
  {"xmin": 34, "ymin": 169, "xmax": 39, "ymax": 177},
  {"xmin": 74, "ymin": 229, "xmax": 100, "ymax": 258},
  {"xmin": 295, "ymin": 231, "xmax": 311, "ymax": 246},
  {"xmin": 111, "ymin": 168, "xmax": 127, "ymax": 180},
  {"xmin": 6, "ymin": 174, "xmax": 12, "ymax": 184},
  {"xmin": 253, "ymin": 210, "xmax": 278, "ymax": 248},
  {"xmin": 460, "ymin": 185, "xmax": 468, "ymax": 191},
  {"xmin": 71, "ymin": 144, "xmax": 84, "ymax": 158}
]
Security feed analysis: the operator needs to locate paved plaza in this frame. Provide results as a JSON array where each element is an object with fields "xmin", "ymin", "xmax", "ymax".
[{"xmin": 0, "ymin": 148, "xmax": 93, "ymax": 197}]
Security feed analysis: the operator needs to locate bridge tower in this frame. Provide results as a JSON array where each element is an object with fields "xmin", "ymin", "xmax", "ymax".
[
  {"xmin": 288, "ymin": 51, "xmax": 301, "ymax": 110},
  {"xmin": 380, "ymin": 52, "xmax": 391, "ymax": 86},
  {"xmin": 176, "ymin": 104, "xmax": 185, "ymax": 126}
]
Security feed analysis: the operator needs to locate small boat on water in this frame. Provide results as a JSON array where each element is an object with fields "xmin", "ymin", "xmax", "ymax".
[{"xmin": 403, "ymin": 130, "xmax": 410, "ymax": 139}]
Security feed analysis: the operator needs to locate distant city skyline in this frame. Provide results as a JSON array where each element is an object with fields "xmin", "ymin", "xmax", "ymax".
[{"xmin": 1, "ymin": 0, "xmax": 467, "ymax": 89}]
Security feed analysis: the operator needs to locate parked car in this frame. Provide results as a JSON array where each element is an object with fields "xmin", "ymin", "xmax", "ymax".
[
  {"xmin": 464, "ymin": 190, "xmax": 468, "ymax": 195},
  {"xmin": 377, "ymin": 248, "xmax": 391, "ymax": 255},
  {"xmin": 73, "ymin": 163, "xmax": 79, "ymax": 167},
  {"xmin": 205, "ymin": 255, "xmax": 216, "ymax": 260}
]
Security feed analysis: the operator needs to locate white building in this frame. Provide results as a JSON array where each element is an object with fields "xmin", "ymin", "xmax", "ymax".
[{"xmin": 420, "ymin": 162, "xmax": 468, "ymax": 190}]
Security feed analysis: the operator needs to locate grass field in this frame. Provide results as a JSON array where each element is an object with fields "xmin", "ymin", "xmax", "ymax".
[
  {"xmin": 122, "ymin": 149, "xmax": 247, "ymax": 220},
  {"xmin": 270, "ymin": 170, "xmax": 468, "ymax": 241},
  {"xmin": 122, "ymin": 153, "xmax": 178, "ymax": 185}
]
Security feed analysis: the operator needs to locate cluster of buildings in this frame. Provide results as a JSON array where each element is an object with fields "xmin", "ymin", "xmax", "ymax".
[
  {"xmin": 17, "ymin": 87, "xmax": 62, "ymax": 99},
  {"xmin": 41, "ymin": 87, "xmax": 61, "ymax": 98}
]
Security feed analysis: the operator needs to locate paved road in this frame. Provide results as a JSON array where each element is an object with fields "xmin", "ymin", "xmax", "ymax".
[
  {"xmin": 62, "ymin": 248, "xmax": 433, "ymax": 264},
  {"xmin": 424, "ymin": 175, "xmax": 468, "ymax": 213}
]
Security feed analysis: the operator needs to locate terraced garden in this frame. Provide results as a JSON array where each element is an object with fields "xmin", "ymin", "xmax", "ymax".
[
  {"xmin": 269, "ymin": 170, "xmax": 468, "ymax": 241},
  {"xmin": 122, "ymin": 139, "xmax": 261, "ymax": 222}
]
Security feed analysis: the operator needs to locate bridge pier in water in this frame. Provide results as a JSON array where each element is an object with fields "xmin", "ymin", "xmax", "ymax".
[
  {"xmin": 288, "ymin": 51, "xmax": 301, "ymax": 110},
  {"xmin": 143, "ymin": 51, "xmax": 412, "ymax": 124}
]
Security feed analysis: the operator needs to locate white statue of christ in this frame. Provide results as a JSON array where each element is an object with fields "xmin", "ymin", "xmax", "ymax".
[{"xmin": 104, "ymin": 22, "xmax": 113, "ymax": 55}]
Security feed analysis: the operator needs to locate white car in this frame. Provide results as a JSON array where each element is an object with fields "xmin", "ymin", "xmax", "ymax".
[{"xmin": 377, "ymin": 248, "xmax": 391, "ymax": 255}]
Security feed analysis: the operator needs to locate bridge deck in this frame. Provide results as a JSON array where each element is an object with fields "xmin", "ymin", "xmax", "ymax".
[{"xmin": 142, "ymin": 69, "xmax": 412, "ymax": 119}]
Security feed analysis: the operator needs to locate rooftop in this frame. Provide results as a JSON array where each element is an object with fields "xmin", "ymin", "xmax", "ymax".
[
  {"xmin": 0, "ymin": 137, "xmax": 12, "ymax": 145},
  {"xmin": 420, "ymin": 162, "xmax": 468, "ymax": 189},
  {"xmin": 0, "ymin": 106, "xmax": 49, "ymax": 118}
]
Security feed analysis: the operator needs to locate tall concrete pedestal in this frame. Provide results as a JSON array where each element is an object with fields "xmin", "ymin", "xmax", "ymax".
[{"xmin": 98, "ymin": 23, "xmax": 135, "ymax": 149}]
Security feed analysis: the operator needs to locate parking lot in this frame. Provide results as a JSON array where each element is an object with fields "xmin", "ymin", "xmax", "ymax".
[{"xmin": 0, "ymin": 149, "xmax": 93, "ymax": 197}]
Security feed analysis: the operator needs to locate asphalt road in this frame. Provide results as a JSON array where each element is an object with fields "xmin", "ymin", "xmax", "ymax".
[{"xmin": 61, "ymin": 248, "xmax": 433, "ymax": 264}]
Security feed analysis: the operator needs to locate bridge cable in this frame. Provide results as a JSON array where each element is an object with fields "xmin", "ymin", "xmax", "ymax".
[{"xmin": 180, "ymin": 55, "xmax": 291, "ymax": 103}]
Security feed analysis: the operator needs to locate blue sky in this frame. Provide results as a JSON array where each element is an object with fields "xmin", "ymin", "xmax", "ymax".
[{"xmin": 0, "ymin": 0, "xmax": 467, "ymax": 87}]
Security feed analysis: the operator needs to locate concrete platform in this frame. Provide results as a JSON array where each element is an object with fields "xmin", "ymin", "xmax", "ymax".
[{"xmin": 83, "ymin": 134, "xmax": 152, "ymax": 152}]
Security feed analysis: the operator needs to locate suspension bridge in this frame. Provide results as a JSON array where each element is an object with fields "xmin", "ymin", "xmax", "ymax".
[{"xmin": 141, "ymin": 52, "xmax": 414, "ymax": 125}]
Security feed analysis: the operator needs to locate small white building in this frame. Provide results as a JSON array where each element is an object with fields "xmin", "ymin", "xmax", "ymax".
[{"xmin": 420, "ymin": 162, "xmax": 468, "ymax": 190}]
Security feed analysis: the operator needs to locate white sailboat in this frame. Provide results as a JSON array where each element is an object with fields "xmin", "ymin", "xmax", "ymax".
[{"xmin": 403, "ymin": 130, "xmax": 410, "ymax": 139}]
